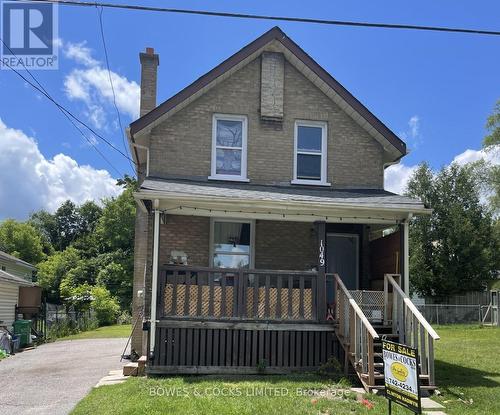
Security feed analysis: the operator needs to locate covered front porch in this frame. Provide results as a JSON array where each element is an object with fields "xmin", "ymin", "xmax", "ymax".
[{"xmin": 135, "ymin": 178, "xmax": 437, "ymax": 390}]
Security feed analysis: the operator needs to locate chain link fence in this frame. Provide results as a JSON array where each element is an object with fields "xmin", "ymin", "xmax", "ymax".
[
  {"xmin": 46, "ymin": 304, "xmax": 98, "ymax": 338},
  {"xmin": 416, "ymin": 304, "xmax": 484, "ymax": 325}
]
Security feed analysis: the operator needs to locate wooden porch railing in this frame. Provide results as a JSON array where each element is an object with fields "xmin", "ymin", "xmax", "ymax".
[
  {"xmin": 158, "ymin": 266, "xmax": 320, "ymax": 321},
  {"xmin": 333, "ymin": 273, "xmax": 379, "ymax": 385},
  {"xmin": 384, "ymin": 274, "xmax": 440, "ymax": 386}
]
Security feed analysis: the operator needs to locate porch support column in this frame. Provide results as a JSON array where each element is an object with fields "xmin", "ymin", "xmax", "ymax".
[
  {"xmin": 150, "ymin": 199, "xmax": 160, "ymax": 355},
  {"xmin": 314, "ymin": 221, "xmax": 327, "ymax": 321},
  {"xmin": 403, "ymin": 215, "xmax": 411, "ymax": 295}
]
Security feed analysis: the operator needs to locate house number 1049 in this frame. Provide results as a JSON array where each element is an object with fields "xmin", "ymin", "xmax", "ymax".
[{"xmin": 319, "ymin": 239, "xmax": 325, "ymax": 267}]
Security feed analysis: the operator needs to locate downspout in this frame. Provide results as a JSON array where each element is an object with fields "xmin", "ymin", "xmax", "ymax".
[
  {"xmin": 150, "ymin": 199, "xmax": 160, "ymax": 357},
  {"xmin": 403, "ymin": 213, "xmax": 412, "ymax": 295},
  {"xmin": 126, "ymin": 128, "xmax": 150, "ymax": 178}
]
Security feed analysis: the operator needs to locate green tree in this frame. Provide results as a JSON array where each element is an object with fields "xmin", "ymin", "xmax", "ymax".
[
  {"xmin": 0, "ymin": 219, "xmax": 45, "ymax": 264},
  {"xmin": 90, "ymin": 285, "xmax": 120, "ymax": 326},
  {"xmin": 53, "ymin": 201, "xmax": 81, "ymax": 250},
  {"xmin": 95, "ymin": 187, "xmax": 135, "ymax": 252},
  {"xmin": 406, "ymin": 163, "xmax": 499, "ymax": 297},
  {"xmin": 29, "ymin": 201, "xmax": 102, "ymax": 253},
  {"xmin": 60, "ymin": 282, "xmax": 93, "ymax": 312},
  {"xmin": 482, "ymin": 99, "xmax": 500, "ymax": 213},
  {"xmin": 59, "ymin": 257, "xmax": 99, "ymax": 297},
  {"xmin": 28, "ymin": 210, "xmax": 56, "ymax": 256},
  {"xmin": 483, "ymin": 99, "xmax": 500, "ymax": 148},
  {"xmin": 95, "ymin": 250, "xmax": 133, "ymax": 309},
  {"xmin": 77, "ymin": 201, "xmax": 102, "ymax": 235},
  {"xmin": 37, "ymin": 247, "xmax": 81, "ymax": 302}
]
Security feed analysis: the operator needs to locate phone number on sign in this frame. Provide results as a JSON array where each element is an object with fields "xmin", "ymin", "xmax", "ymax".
[{"xmin": 386, "ymin": 377, "xmax": 417, "ymax": 394}]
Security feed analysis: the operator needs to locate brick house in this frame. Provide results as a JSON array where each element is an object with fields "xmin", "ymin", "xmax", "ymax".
[{"xmin": 127, "ymin": 27, "xmax": 439, "ymax": 391}]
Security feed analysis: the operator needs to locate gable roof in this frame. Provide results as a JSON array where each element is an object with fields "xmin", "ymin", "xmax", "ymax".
[
  {"xmin": 0, "ymin": 250, "xmax": 36, "ymax": 270},
  {"xmin": 129, "ymin": 26, "xmax": 406, "ymax": 161}
]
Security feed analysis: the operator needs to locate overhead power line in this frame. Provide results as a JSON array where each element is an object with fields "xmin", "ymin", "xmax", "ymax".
[
  {"xmin": 0, "ymin": 38, "xmax": 125, "ymax": 176},
  {"xmin": 96, "ymin": 5, "xmax": 135, "ymax": 174},
  {"xmin": 0, "ymin": 38, "xmax": 137, "ymax": 174},
  {"xmin": 18, "ymin": 0, "xmax": 500, "ymax": 37}
]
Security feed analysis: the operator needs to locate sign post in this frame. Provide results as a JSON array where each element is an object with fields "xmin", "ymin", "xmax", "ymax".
[{"xmin": 382, "ymin": 339, "xmax": 421, "ymax": 414}]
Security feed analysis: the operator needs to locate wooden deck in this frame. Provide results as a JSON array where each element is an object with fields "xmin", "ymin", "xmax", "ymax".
[
  {"xmin": 150, "ymin": 266, "xmax": 339, "ymax": 373},
  {"xmin": 149, "ymin": 267, "xmax": 439, "ymax": 394}
]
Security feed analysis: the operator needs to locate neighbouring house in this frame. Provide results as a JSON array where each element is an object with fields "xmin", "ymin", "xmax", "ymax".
[
  {"xmin": 0, "ymin": 250, "xmax": 36, "ymax": 330},
  {"xmin": 127, "ymin": 27, "xmax": 439, "ymax": 392}
]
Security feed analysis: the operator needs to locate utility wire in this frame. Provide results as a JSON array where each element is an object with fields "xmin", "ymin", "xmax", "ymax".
[
  {"xmin": 1, "ymin": 38, "xmax": 137, "ymax": 170},
  {"xmin": 96, "ymin": 5, "xmax": 135, "ymax": 174},
  {"xmin": 17, "ymin": 0, "xmax": 500, "ymax": 37},
  {"xmin": 0, "ymin": 38, "xmax": 124, "ymax": 176}
]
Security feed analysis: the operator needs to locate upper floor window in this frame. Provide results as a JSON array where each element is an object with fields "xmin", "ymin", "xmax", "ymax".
[
  {"xmin": 292, "ymin": 120, "xmax": 329, "ymax": 186},
  {"xmin": 209, "ymin": 114, "xmax": 248, "ymax": 182}
]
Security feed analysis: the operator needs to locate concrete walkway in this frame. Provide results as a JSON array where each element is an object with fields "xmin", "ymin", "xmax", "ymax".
[{"xmin": 0, "ymin": 338, "xmax": 127, "ymax": 415}]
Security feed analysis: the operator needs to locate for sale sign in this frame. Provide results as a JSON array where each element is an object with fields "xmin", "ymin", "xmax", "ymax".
[{"xmin": 382, "ymin": 340, "xmax": 421, "ymax": 414}]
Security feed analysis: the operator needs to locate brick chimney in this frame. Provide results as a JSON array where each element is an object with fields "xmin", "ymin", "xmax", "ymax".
[{"xmin": 139, "ymin": 47, "xmax": 159, "ymax": 116}]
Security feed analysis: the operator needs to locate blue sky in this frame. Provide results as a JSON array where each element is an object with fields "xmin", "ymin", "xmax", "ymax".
[{"xmin": 1, "ymin": 0, "xmax": 499, "ymax": 219}]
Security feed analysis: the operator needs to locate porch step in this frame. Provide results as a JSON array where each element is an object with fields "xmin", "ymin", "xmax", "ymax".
[
  {"xmin": 380, "ymin": 333, "xmax": 399, "ymax": 338},
  {"xmin": 361, "ymin": 372, "xmax": 384, "ymax": 380},
  {"xmin": 123, "ymin": 362, "xmax": 139, "ymax": 376},
  {"xmin": 123, "ymin": 360, "xmax": 145, "ymax": 377}
]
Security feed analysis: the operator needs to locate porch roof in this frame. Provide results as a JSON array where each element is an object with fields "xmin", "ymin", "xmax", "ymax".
[{"xmin": 137, "ymin": 178, "xmax": 429, "ymax": 221}]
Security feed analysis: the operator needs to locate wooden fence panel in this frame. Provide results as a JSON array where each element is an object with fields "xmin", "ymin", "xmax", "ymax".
[{"xmin": 151, "ymin": 325, "xmax": 338, "ymax": 373}]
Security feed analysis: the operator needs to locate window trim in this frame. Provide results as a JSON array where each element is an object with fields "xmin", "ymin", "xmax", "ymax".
[
  {"xmin": 292, "ymin": 120, "xmax": 330, "ymax": 186},
  {"xmin": 209, "ymin": 113, "xmax": 249, "ymax": 182},
  {"xmin": 209, "ymin": 218, "xmax": 255, "ymax": 269}
]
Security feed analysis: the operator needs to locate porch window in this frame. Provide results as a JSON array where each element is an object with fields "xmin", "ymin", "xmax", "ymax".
[
  {"xmin": 211, "ymin": 220, "xmax": 253, "ymax": 268},
  {"xmin": 209, "ymin": 114, "xmax": 248, "ymax": 182},
  {"xmin": 292, "ymin": 120, "xmax": 329, "ymax": 185}
]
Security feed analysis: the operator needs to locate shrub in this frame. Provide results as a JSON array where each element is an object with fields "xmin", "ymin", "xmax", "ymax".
[
  {"xmin": 47, "ymin": 319, "xmax": 78, "ymax": 340},
  {"xmin": 317, "ymin": 356, "xmax": 344, "ymax": 381},
  {"xmin": 117, "ymin": 310, "xmax": 132, "ymax": 325},
  {"xmin": 91, "ymin": 286, "xmax": 120, "ymax": 326}
]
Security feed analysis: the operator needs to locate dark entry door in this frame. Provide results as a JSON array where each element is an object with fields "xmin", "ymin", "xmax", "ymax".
[{"xmin": 326, "ymin": 234, "xmax": 359, "ymax": 302}]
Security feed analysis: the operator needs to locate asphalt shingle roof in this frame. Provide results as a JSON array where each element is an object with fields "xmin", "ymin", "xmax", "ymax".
[
  {"xmin": 140, "ymin": 177, "xmax": 427, "ymax": 211},
  {"xmin": 0, "ymin": 251, "xmax": 36, "ymax": 270},
  {"xmin": 0, "ymin": 269, "xmax": 34, "ymax": 286}
]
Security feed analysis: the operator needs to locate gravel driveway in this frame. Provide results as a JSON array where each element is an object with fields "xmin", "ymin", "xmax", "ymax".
[{"xmin": 0, "ymin": 338, "xmax": 127, "ymax": 415}]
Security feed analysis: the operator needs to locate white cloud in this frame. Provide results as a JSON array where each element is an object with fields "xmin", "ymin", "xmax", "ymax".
[
  {"xmin": 399, "ymin": 115, "xmax": 422, "ymax": 150},
  {"xmin": 0, "ymin": 118, "xmax": 122, "ymax": 220},
  {"xmin": 408, "ymin": 115, "xmax": 420, "ymax": 139},
  {"xmin": 385, "ymin": 147, "xmax": 500, "ymax": 195},
  {"xmin": 64, "ymin": 41, "xmax": 98, "ymax": 67},
  {"xmin": 452, "ymin": 148, "xmax": 499, "ymax": 166},
  {"xmin": 385, "ymin": 163, "xmax": 418, "ymax": 195},
  {"xmin": 63, "ymin": 41, "xmax": 140, "ymax": 127}
]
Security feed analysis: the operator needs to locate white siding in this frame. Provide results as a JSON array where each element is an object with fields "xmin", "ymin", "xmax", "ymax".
[
  {"xmin": 0, "ymin": 258, "xmax": 33, "ymax": 281},
  {"xmin": 0, "ymin": 280, "xmax": 19, "ymax": 329}
]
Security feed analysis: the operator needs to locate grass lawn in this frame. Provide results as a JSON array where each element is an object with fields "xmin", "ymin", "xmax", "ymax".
[
  {"xmin": 59, "ymin": 324, "xmax": 132, "ymax": 340},
  {"xmin": 71, "ymin": 325, "xmax": 500, "ymax": 415},
  {"xmin": 431, "ymin": 325, "xmax": 500, "ymax": 415}
]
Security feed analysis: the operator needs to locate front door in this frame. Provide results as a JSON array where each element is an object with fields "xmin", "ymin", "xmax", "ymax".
[{"xmin": 326, "ymin": 233, "xmax": 359, "ymax": 292}]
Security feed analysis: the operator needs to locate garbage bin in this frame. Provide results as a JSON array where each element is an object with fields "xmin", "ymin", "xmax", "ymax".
[
  {"xmin": 13, "ymin": 320, "xmax": 31, "ymax": 347},
  {"xmin": 11, "ymin": 335, "xmax": 20, "ymax": 353}
]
